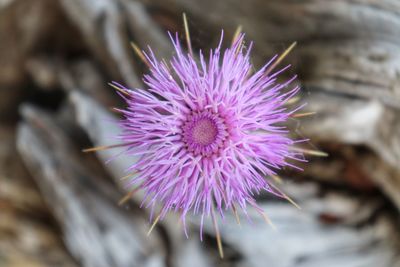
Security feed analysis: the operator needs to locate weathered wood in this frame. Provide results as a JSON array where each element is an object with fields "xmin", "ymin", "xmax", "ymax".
[
  {"xmin": 17, "ymin": 104, "xmax": 166, "ymax": 267},
  {"xmin": 0, "ymin": 126, "xmax": 79, "ymax": 267},
  {"xmin": 300, "ymin": 92, "xmax": 400, "ymax": 209},
  {"xmin": 142, "ymin": 0, "xmax": 400, "ymax": 212},
  {"xmin": 0, "ymin": 0, "xmax": 65, "ymax": 88},
  {"xmin": 69, "ymin": 91, "xmax": 400, "ymax": 267},
  {"xmin": 58, "ymin": 0, "xmax": 172, "ymax": 89},
  {"xmin": 69, "ymin": 91, "xmax": 214, "ymax": 267},
  {"xmin": 58, "ymin": 59, "xmax": 120, "ymax": 107},
  {"xmin": 145, "ymin": 0, "xmax": 400, "ymax": 105},
  {"xmin": 3, "ymin": 0, "xmax": 400, "ymax": 266},
  {"xmin": 195, "ymin": 180, "xmax": 400, "ymax": 267},
  {"xmin": 119, "ymin": 0, "xmax": 173, "ymax": 59}
]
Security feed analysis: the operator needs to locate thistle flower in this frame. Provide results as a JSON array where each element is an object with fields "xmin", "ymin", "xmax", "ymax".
[{"xmin": 107, "ymin": 29, "xmax": 308, "ymax": 255}]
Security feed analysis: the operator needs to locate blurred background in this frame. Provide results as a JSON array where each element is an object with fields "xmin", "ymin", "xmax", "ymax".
[{"xmin": 1, "ymin": 0, "xmax": 400, "ymax": 266}]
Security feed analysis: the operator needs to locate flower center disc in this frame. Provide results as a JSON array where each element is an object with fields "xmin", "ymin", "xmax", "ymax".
[
  {"xmin": 191, "ymin": 118, "xmax": 217, "ymax": 145},
  {"xmin": 182, "ymin": 110, "xmax": 228, "ymax": 156}
]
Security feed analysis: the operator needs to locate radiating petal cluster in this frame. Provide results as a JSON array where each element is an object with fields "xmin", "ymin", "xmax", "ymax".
[{"xmin": 112, "ymin": 33, "xmax": 303, "ymax": 234}]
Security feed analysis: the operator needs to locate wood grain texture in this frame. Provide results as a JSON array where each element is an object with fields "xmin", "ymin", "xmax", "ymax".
[
  {"xmin": 142, "ymin": 0, "xmax": 400, "ymax": 211},
  {"xmin": 2, "ymin": 0, "xmax": 400, "ymax": 266},
  {"xmin": 17, "ymin": 105, "xmax": 166, "ymax": 267}
]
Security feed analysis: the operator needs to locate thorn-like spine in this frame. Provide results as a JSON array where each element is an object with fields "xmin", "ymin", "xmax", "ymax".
[
  {"xmin": 147, "ymin": 213, "xmax": 161, "ymax": 236},
  {"xmin": 130, "ymin": 42, "xmax": 151, "ymax": 68},
  {"xmin": 232, "ymin": 204, "xmax": 241, "ymax": 226},
  {"xmin": 108, "ymin": 82, "xmax": 131, "ymax": 96},
  {"xmin": 232, "ymin": 25, "xmax": 243, "ymax": 45},
  {"xmin": 82, "ymin": 142, "xmax": 133, "ymax": 153},
  {"xmin": 118, "ymin": 187, "xmax": 140, "ymax": 206},
  {"xmin": 291, "ymin": 147, "xmax": 328, "ymax": 157},
  {"xmin": 286, "ymin": 96, "xmax": 300, "ymax": 105},
  {"xmin": 271, "ymin": 174, "xmax": 283, "ymax": 184},
  {"xmin": 183, "ymin": 13, "xmax": 193, "ymax": 56},
  {"xmin": 291, "ymin": 111, "xmax": 316, "ymax": 118},
  {"xmin": 211, "ymin": 204, "xmax": 224, "ymax": 258},
  {"xmin": 265, "ymin": 41, "xmax": 297, "ymax": 76}
]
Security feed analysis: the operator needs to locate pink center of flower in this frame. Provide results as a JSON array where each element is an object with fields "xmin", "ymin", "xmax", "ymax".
[
  {"xmin": 182, "ymin": 109, "xmax": 228, "ymax": 156},
  {"xmin": 191, "ymin": 118, "xmax": 217, "ymax": 146}
]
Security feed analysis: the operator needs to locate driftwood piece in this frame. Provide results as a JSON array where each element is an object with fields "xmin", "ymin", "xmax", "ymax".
[
  {"xmin": 2, "ymin": 0, "xmax": 400, "ymax": 266},
  {"xmin": 0, "ymin": 126, "xmax": 79, "ymax": 267},
  {"xmin": 69, "ymin": 91, "xmax": 400, "ymax": 267},
  {"xmin": 53, "ymin": 0, "xmax": 400, "ymax": 214},
  {"xmin": 142, "ymin": 0, "xmax": 400, "ymax": 212},
  {"xmin": 58, "ymin": 0, "xmax": 172, "ymax": 89},
  {"xmin": 196, "ymin": 180, "xmax": 400, "ymax": 267},
  {"xmin": 0, "ymin": 0, "xmax": 63, "ymax": 87},
  {"xmin": 118, "ymin": 0, "xmax": 173, "ymax": 58},
  {"xmin": 58, "ymin": 0, "xmax": 140, "ymax": 87},
  {"xmin": 58, "ymin": 59, "xmax": 120, "ymax": 107},
  {"xmin": 299, "ymin": 92, "xmax": 400, "ymax": 210},
  {"xmin": 69, "ymin": 91, "xmax": 214, "ymax": 267},
  {"xmin": 145, "ymin": 0, "xmax": 400, "ymax": 105},
  {"xmin": 16, "ymin": 104, "xmax": 166, "ymax": 267}
]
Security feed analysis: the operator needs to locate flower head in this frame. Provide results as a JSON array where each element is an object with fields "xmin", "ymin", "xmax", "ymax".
[{"xmin": 112, "ymin": 32, "xmax": 304, "ymax": 236}]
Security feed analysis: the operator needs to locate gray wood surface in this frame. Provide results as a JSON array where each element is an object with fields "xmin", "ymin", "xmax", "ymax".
[{"xmin": 1, "ymin": 0, "xmax": 400, "ymax": 266}]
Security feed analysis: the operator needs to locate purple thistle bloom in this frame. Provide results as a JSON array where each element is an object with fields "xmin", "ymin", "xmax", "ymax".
[{"xmin": 112, "ymin": 32, "xmax": 304, "ymax": 237}]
